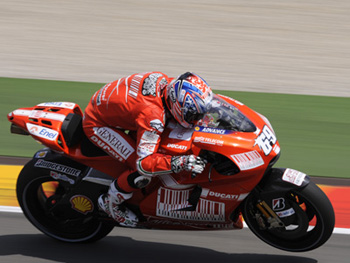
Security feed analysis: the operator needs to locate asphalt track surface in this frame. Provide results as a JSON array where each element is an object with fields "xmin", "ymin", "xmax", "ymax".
[
  {"xmin": 0, "ymin": 211, "xmax": 348, "ymax": 263},
  {"xmin": 1, "ymin": 157, "xmax": 349, "ymax": 263},
  {"xmin": 1, "ymin": 1, "xmax": 350, "ymax": 262}
]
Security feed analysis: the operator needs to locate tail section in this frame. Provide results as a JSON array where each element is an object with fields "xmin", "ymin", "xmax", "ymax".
[{"xmin": 8, "ymin": 102, "xmax": 83, "ymax": 154}]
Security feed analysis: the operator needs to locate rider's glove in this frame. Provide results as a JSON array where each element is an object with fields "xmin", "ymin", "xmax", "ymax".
[{"xmin": 171, "ymin": 155, "xmax": 206, "ymax": 174}]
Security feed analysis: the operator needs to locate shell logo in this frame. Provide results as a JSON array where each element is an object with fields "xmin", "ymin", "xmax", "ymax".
[{"xmin": 70, "ymin": 195, "xmax": 94, "ymax": 214}]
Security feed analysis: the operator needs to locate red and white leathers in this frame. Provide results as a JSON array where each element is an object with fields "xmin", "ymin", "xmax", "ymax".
[
  {"xmin": 83, "ymin": 71, "xmax": 209, "ymax": 226},
  {"xmin": 83, "ymin": 72, "xmax": 174, "ymax": 191}
]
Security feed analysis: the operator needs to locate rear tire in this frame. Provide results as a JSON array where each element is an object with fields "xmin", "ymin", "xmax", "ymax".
[
  {"xmin": 242, "ymin": 181, "xmax": 335, "ymax": 252},
  {"xmin": 16, "ymin": 162, "xmax": 114, "ymax": 243}
]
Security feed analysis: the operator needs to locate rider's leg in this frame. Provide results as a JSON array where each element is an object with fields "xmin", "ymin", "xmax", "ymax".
[
  {"xmin": 82, "ymin": 119, "xmax": 143, "ymax": 226},
  {"xmin": 98, "ymin": 170, "xmax": 151, "ymax": 226}
]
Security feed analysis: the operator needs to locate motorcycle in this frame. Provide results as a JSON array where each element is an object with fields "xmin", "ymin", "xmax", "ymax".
[{"xmin": 7, "ymin": 93, "xmax": 335, "ymax": 252}]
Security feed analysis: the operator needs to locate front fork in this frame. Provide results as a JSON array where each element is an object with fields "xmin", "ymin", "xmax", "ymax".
[
  {"xmin": 249, "ymin": 168, "xmax": 310, "ymax": 229},
  {"xmin": 255, "ymin": 200, "xmax": 285, "ymax": 229}
]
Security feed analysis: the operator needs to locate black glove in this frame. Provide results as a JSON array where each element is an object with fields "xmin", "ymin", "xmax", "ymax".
[{"xmin": 171, "ymin": 155, "xmax": 206, "ymax": 174}]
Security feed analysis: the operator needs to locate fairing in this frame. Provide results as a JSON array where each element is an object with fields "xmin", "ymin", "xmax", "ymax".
[{"xmin": 7, "ymin": 94, "xmax": 280, "ymax": 230}]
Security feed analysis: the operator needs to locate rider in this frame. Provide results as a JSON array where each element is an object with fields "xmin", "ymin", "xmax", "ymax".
[{"xmin": 83, "ymin": 71, "xmax": 213, "ymax": 226}]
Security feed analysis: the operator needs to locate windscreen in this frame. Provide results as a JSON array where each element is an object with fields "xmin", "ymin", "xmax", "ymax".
[{"xmin": 196, "ymin": 95, "xmax": 256, "ymax": 132}]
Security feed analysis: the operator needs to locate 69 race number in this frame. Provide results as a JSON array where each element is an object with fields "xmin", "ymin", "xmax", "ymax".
[{"xmin": 254, "ymin": 125, "xmax": 277, "ymax": 155}]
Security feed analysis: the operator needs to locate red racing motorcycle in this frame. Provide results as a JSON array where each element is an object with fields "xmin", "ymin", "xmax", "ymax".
[{"xmin": 7, "ymin": 93, "xmax": 335, "ymax": 252}]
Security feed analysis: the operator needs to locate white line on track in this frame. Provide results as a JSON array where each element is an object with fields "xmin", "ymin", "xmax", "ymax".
[
  {"xmin": 1, "ymin": 205, "xmax": 349, "ymax": 235},
  {"xmin": 0, "ymin": 205, "xmax": 22, "ymax": 213}
]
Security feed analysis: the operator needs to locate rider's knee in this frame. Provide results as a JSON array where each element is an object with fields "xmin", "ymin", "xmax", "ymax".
[{"xmin": 127, "ymin": 171, "xmax": 151, "ymax": 189}]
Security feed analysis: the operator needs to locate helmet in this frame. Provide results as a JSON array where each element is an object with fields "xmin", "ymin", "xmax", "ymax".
[{"xmin": 164, "ymin": 72, "xmax": 213, "ymax": 128}]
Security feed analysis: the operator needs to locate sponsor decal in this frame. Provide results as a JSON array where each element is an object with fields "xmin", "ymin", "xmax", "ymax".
[
  {"xmin": 179, "ymin": 88, "xmax": 186, "ymax": 103},
  {"xmin": 92, "ymin": 127, "xmax": 135, "ymax": 161},
  {"xmin": 50, "ymin": 171, "xmax": 75, "ymax": 184},
  {"xmin": 37, "ymin": 102, "xmax": 75, "ymax": 109},
  {"xmin": 142, "ymin": 73, "xmax": 164, "ymax": 97},
  {"xmin": 158, "ymin": 77, "xmax": 168, "ymax": 91},
  {"xmin": 254, "ymin": 125, "xmax": 277, "ymax": 155},
  {"xmin": 195, "ymin": 126, "xmax": 229, "ymax": 135},
  {"xmin": 129, "ymin": 74, "xmax": 144, "ymax": 99},
  {"xmin": 201, "ymin": 188, "xmax": 249, "ymax": 201},
  {"xmin": 272, "ymin": 198, "xmax": 286, "ymax": 211},
  {"xmin": 138, "ymin": 131, "xmax": 159, "ymax": 158},
  {"xmin": 166, "ymin": 143, "xmax": 188, "ymax": 150},
  {"xmin": 208, "ymin": 191, "xmax": 239, "ymax": 200},
  {"xmin": 29, "ymin": 110, "xmax": 43, "ymax": 119},
  {"xmin": 96, "ymin": 83, "xmax": 112, "ymax": 106},
  {"xmin": 70, "ymin": 195, "xmax": 94, "ymax": 214},
  {"xmin": 169, "ymin": 85, "xmax": 177, "ymax": 102},
  {"xmin": 282, "ymin": 168, "xmax": 307, "ymax": 186},
  {"xmin": 194, "ymin": 136, "xmax": 224, "ymax": 146},
  {"xmin": 141, "ymin": 130, "xmax": 159, "ymax": 143},
  {"xmin": 26, "ymin": 123, "xmax": 59, "ymax": 141},
  {"xmin": 90, "ymin": 136, "xmax": 123, "ymax": 161},
  {"xmin": 150, "ymin": 119, "xmax": 164, "ymax": 133},
  {"xmin": 34, "ymin": 159, "xmax": 81, "ymax": 176},
  {"xmin": 276, "ymin": 208, "xmax": 295, "ymax": 218},
  {"xmin": 230, "ymin": 150, "xmax": 264, "ymax": 171},
  {"xmin": 29, "ymin": 110, "xmax": 66, "ymax": 122},
  {"xmin": 12, "ymin": 109, "xmax": 31, "ymax": 117},
  {"xmin": 138, "ymin": 143, "xmax": 156, "ymax": 158},
  {"xmin": 157, "ymin": 187, "xmax": 225, "ymax": 222},
  {"xmin": 169, "ymin": 124, "xmax": 194, "ymax": 141},
  {"xmin": 35, "ymin": 151, "xmax": 48, "ymax": 158}
]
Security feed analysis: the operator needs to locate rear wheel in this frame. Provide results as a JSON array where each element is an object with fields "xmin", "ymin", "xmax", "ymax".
[
  {"xmin": 16, "ymin": 163, "xmax": 114, "ymax": 243},
  {"xmin": 242, "ymin": 181, "xmax": 335, "ymax": 252}
]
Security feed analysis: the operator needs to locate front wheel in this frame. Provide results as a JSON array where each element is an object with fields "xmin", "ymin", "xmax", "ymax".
[
  {"xmin": 242, "ymin": 181, "xmax": 335, "ymax": 252},
  {"xmin": 16, "ymin": 162, "xmax": 114, "ymax": 243}
]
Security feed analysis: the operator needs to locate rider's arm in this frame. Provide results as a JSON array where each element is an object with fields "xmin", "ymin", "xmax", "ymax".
[
  {"xmin": 135, "ymin": 114, "xmax": 206, "ymax": 177},
  {"xmin": 137, "ymin": 152, "xmax": 173, "ymax": 177},
  {"xmin": 134, "ymin": 106, "xmax": 173, "ymax": 176}
]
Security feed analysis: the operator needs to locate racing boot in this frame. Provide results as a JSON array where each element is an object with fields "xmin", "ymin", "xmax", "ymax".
[{"xmin": 98, "ymin": 182, "xmax": 138, "ymax": 227}]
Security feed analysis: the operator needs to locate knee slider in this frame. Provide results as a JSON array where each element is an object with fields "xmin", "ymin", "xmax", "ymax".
[
  {"xmin": 127, "ymin": 171, "xmax": 151, "ymax": 189},
  {"xmin": 134, "ymin": 175, "xmax": 151, "ymax": 188}
]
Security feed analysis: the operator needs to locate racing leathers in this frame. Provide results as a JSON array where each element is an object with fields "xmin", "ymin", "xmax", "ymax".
[
  {"xmin": 83, "ymin": 72, "xmax": 206, "ymax": 226},
  {"xmin": 83, "ymin": 72, "xmax": 172, "ymax": 182}
]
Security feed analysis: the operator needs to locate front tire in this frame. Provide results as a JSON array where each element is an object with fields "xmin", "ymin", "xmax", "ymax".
[
  {"xmin": 16, "ymin": 162, "xmax": 114, "ymax": 243},
  {"xmin": 242, "ymin": 181, "xmax": 335, "ymax": 252}
]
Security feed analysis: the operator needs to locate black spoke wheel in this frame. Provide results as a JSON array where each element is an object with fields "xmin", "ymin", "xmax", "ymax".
[
  {"xmin": 242, "ymin": 181, "xmax": 335, "ymax": 252},
  {"xmin": 16, "ymin": 163, "xmax": 114, "ymax": 243}
]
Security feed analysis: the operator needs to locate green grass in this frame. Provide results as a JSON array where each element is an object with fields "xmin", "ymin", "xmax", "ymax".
[
  {"xmin": 218, "ymin": 90, "xmax": 350, "ymax": 179},
  {"xmin": 0, "ymin": 77, "xmax": 102, "ymax": 157},
  {"xmin": 1, "ymin": 77, "xmax": 349, "ymax": 178}
]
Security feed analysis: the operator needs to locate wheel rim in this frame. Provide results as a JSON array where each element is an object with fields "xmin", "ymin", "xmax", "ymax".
[
  {"xmin": 268, "ymin": 200, "xmax": 310, "ymax": 240},
  {"xmin": 243, "ymin": 189, "xmax": 329, "ymax": 252},
  {"xmin": 21, "ymin": 176, "xmax": 105, "ymax": 242}
]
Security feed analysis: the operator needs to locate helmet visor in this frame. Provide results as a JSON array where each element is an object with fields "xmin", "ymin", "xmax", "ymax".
[{"xmin": 184, "ymin": 110, "xmax": 205, "ymax": 124}]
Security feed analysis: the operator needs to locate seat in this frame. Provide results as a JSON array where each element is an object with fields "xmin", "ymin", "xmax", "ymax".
[{"xmin": 61, "ymin": 113, "xmax": 83, "ymax": 147}]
